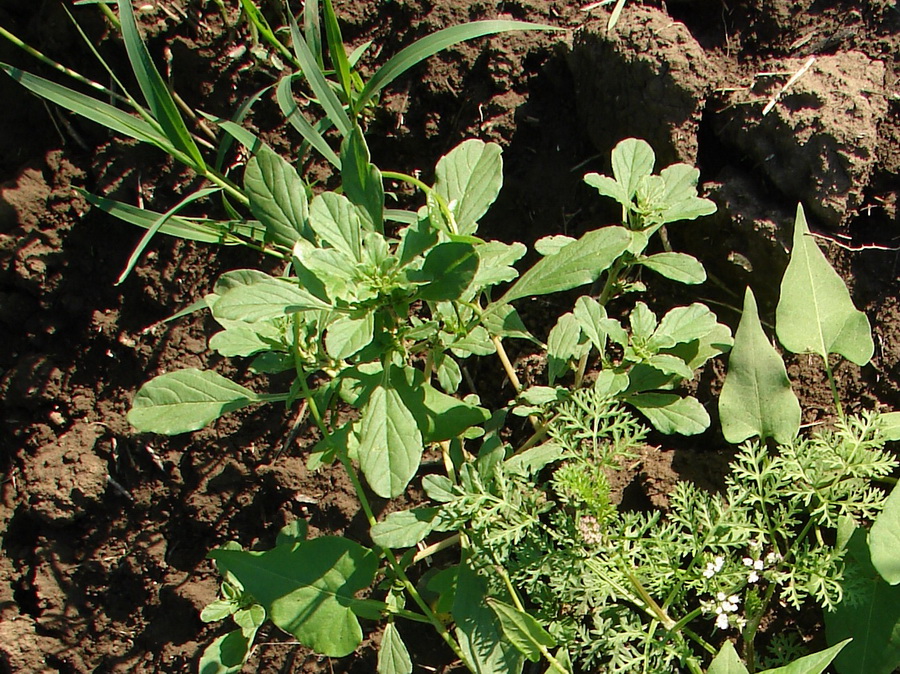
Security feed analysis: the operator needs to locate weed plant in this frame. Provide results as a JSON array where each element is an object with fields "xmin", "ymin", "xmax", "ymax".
[{"xmin": 3, "ymin": 2, "xmax": 900, "ymax": 673}]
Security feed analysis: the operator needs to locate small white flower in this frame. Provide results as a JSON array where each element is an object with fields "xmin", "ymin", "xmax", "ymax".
[
  {"xmin": 742, "ymin": 557, "xmax": 754, "ymax": 567},
  {"xmin": 766, "ymin": 552, "xmax": 780, "ymax": 565},
  {"xmin": 754, "ymin": 559, "xmax": 764, "ymax": 570},
  {"xmin": 716, "ymin": 612, "xmax": 730, "ymax": 630},
  {"xmin": 728, "ymin": 595, "xmax": 740, "ymax": 605},
  {"xmin": 717, "ymin": 591, "xmax": 727, "ymax": 602},
  {"xmin": 748, "ymin": 570, "xmax": 759, "ymax": 584}
]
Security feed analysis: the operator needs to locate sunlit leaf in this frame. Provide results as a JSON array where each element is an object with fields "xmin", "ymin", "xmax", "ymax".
[
  {"xmin": 487, "ymin": 598, "xmax": 555, "ymax": 663},
  {"xmin": 244, "ymin": 147, "xmax": 312, "ymax": 247},
  {"xmin": 377, "ymin": 623, "xmax": 413, "ymax": 674},
  {"xmin": 370, "ymin": 508, "xmax": 439, "ymax": 548},
  {"xmin": 627, "ymin": 393, "xmax": 709, "ymax": 435},
  {"xmin": 870, "ymin": 482, "xmax": 900, "ymax": 585},
  {"xmin": 434, "ymin": 139, "xmax": 503, "ymax": 236},
  {"xmin": 638, "ymin": 252, "xmax": 706, "ymax": 284}
]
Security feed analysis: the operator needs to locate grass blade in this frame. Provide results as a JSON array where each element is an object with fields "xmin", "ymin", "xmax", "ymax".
[
  {"xmin": 287, "ymin": 7, "xmax": 353, "ymax": 137},
  {"xmin": 116, "ymin": 0, "xmax": 206, "ymax": 170},
  {"xmin": 355, "ymin": 20, "xmax": 561, "ymax": 115},
  {"xmin": 322, "ymin": 0, "xmax": 353, "ymax": 101},
  {"xmin": 117, "ymin": 187, "xmax": 223, "ymax": 284},
  {"xmin": 0, "ymin": 63, "xmax": 175, "ymax": 150},
  {"xmin": 276, "ymin": 75, "xmax": 340, "ymax": 167},
  {"xmin": 214, "ymin": 83, "xmax": 274, "ymax": 172},
  {"xmin": 303, "ymin": 0, "xmax": 324, "ymax": 69}
]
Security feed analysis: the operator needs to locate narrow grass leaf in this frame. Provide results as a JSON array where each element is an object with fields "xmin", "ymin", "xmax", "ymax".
[
  {"xmin": 486, "ymin": 599, "xmax": 555, "ymax": 663},
  {"xmin": 213, "ymin": 117, "xmax": 266, "ymax": 155},
  {"xmin": 870, "ymin": 482, "xmax": 900, "ymax": 584},
  {"xmin": 707, "ymin": 641, "xmax": 749, "ymax": 674},
  {"xmin": 757, "ymin": 639, "xmax": 850, "ymax": 674},
  {"xmin": 776, "ymin": 204, "xmax": 874, "ymax": 365},
  {"xmin": 355, "ymin": 20, "xmax": 561, "ymax": 115},
  {"xmin": 244, "ymin": 147, "xmax": 312, "ymax": 247},
  {"xmin": 627, "ymin": 393, "xmax": 709, "ymax": 435},
  {"xmin": 322, "ymin": 0, "xmax": 353, "ymax": 101},
  {"xmin": 117, "ymin": 186, "xmax": 221, "ymax": 284},
  {"xmin": 377, "ymin": 623, "xmax": 413, "ymax": 674},
  {"xmin": 116, "ymin": 0, "xmax": 205, "ymax": 170},
  {"xmin": 276, "ymin": 75, "xmax": 340, "ymax": 167},
  {"xmin": 719, "ymin": 287, "xmax": 800, "ymax": 445},
  {"xmin": 499, "ymin": 226, "xmax": 631, "ymax": 304},
  {"xmin": 434, "ymin": 139, "xmax": 503, "ymax": 236},
  {"xmin": 214, "ymin": 83, "xmax": 274, "ymax": 172},
  {"xmin": 370, "ymin": 507, "xmax": 439, "ymax": 548},
  {"xmin": 357, "ymin": 383, "xmax": 423, "ymax": 498},
  {"xmin": 210, "ymin": 538, "xmax": 378, "ymax": 658},
  {"xmin": 341, "ymin": 128, "xmax": 384, "ymax": 231},
  {"xmin": 639, "ymin": 252, "xmax": 706, "ymax": 284},
  {"xmin": 0, "ymin": 64, "xmax": 172, "ymax": 150},
  {"xmin": 303, "ymin": 0, "xmax": 323, "ymax": 68},
  {"xmin": 128, "ymin": 368, "xmax": 261, "ymax": 434}
]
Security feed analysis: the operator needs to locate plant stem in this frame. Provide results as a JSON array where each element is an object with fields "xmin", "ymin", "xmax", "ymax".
[
  {"xmin": 823, "ymin": 355, "xmax": 845, "ymax": 420},
  {"xmin": 413, "ymin": 534, "xmax": 461, "ymax": 563}
]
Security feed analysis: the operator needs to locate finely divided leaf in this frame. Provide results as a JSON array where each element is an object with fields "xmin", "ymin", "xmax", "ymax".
[
  {"xmin": 776, "ymin": 204, "xmax": 873, "ymax": 365},
  {"xmin": 499, "ymin": 227, "xmax": 631, "ymax": 303},
  {"xmin": 434, "ymin": 139, "xmax": 503, "ymax": 236},
  {"xmin": 357, "ymin": 383, "xmax": 424, "ymax": 498},
  {"xmin": 869, "ymin": 482, "xmax": 900, "ymax": 585},
  {"xmin": 244, "ymin": 147, "xmax": 312, "ymax": 248},
  {"xmin": 128, "ymin": 369, "xmax": 261, "ymax": 434},
  {"xmin": 210, "ymin": 538, "xmax": 377, "ymax": 658},
  {"xmin": 719, "ymin": 287, "xmax": 800, "ymax": 445}
]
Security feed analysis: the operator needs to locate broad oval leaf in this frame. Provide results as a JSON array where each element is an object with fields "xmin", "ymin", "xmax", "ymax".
[
  {"xmin": 244, "ymin": 147, "xmax": 312, "ymax": 248},
  {"xmin": 377, "ymin": 623, "xmax": 413, "ymax": 674},
  {"xmin": 309, "ymin": 192, "xmax": 363, "ymax": 261},
  {"xmin": 198, "ymin": 629, "xmax": 254, "ymax": 674},
  {"xmin": 486, "ymin": 598, "xmax": 555, "ymax": 663},
  {"xmin": 870, "ymin": 482, "xmax": 900, "ymax": 585},
  {"xmin": 325, "ymin": 313, "xmax": 375, "ymax": 360},
  {"xmin": 370, "ymin": 507, "xmax": 439, "ymax": 548},
  {"xmin": 573, "ymin": 296, "xmax": 608, "ymax": 352},
  {"xmin": 434, "ymin": 139, "xmax": 503, "ymax": 236},
  {"xmin": 210, "ymin": 538, "xmax": 378, "ymax": 658},
  {"xmin": 639, "ymin": 252, "xmax": 707, "ymax": 284},
  {"xmin": 547, "ymin": 313, "xmax": 588, "ymax": 384},
  {"xmin": 212, "ymin": 273, "xmax": 331, "ymax": 322},
  {"xmin": 611, "ymin": 138, "xmax": 655, "ymax": 202},
  {"xmin": 128, "ymin": 369, "xmax": 260, "ymax": 434},
  {"xmin": 409, "ymin": 242, "xmax": 479, "ymax": 301},
  {"xmin": 499, "ymin": 226, "xmax": 631, "ymax": 304},
  {"xmin": 719, "ymin": 287, "xmax": 800, "ymax": 445},
  {"xmin": 776, "ymin": 204, "xmax": 874, "ymax": 365},
  {"xmin": 627, "ymin": 393, "xmax": 709, "ymax": 435}
]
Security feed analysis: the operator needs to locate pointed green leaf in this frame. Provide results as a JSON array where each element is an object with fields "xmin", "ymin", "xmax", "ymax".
[
  {"xmin": 547, "ymin": 312, "xmax": 588, "ymax": 384},
  {"xmin": 209, "ymin": 322, "xmax": 282, "ymax": 357},
  {"xmin": 776, "ymin": 204, "xmax": 874, "ymax": 365},
  {"xmin": 244, "ymin": 147, "xmax": 311, "ymax": 248},
  {"xmin": 481, "ymin": 304, "xmax": 535, "ymax": 342},
  {"xmin": 116, "ymin": 0, "xmax": 205, "ymax": 170},
  {"xmin": 473, "ymin": 241, "xmax": 526, "ymax": 289},
  {"xmin": 645, "ymin": 353, "xmax": 694, "ymax": 379},
  {"xmin": 612, "ymin": 138, "xmax": 655, "ymax": 201},
  {"xmin": 210, "ymin": 538, "xmax": 378, "ymax": 658},
  {"xmin": 325, "ymin": 313, "xmax": 375, "ymax": 360},
  {"xmin": 881, "ymin": 411, "xmax": 900, "ymax": 442},
  {"xmin": 583, "ymin": 172, "xmax": 626, "ymax": 207},
  {"xmin": 377, "ymin": 623, "xmax": 413, "ymax": 674},
  {"xmin": 409, "ymin": 242, "xmax": 479, "ymax": 301},
  {"xmin": 719, "ymin": 287, "xmax": 800, "ymax": 444},
  {"xmin": 370, "ymin": 508, "xmax": 439, "ymax": 548},
  {"xmin": 826, "ymin": 527, "xmax": 900, "ymax": 674},
  {"xmin": 573, "ymin": 296, "xmax": 608, "ymax": 352},
  {"xmin": 627, "ymin": 393, "xmax": 709, "ymax": 435},
  {"xmin": 322, "ymin": 0, "xmax": 353, "ymax": 103},
  {"xmin": 128, "ymin": 369, "xmax": 261, "ymax": 434},
  {"xmin": 658, "ymin": 163, "xmax": 717, "ymax": 224},
  {"xmin": 434, "ymin": 139, "xmax": 503, "ymax": 235},
  {"xmin": 650, "ymin": 303, "xmax": 719, "ymax": 348},
  {"xmin": 499, "ymin": 226, "xmax": 631, "ymax": 304},
  {"xmin": 211, "ymin": 274, "xmax": 330, "ymax": 322},
  {"xmin": 638, "ymin": 252, "xmax": 706, "ymax": 284},
  {"xmin": 758, "ymin": 639, "xmax": 850, "ymax": 674},
  {"xmin": 870, "ymin": 482, "xmax": 900, "ymax": 585},
  {"xmin": 486, "ymin": 599, "xmax": 555, "ymax": 662},
  {"xmin": 708, "ymin": 641, "xmax": 749, "ymax": 674},
  {"xmin": 357, "ymin": 383, "xmax": 424, "ymax": 498},
  {"xmin": 341, "ymin": 128, "xmax": 384, "ymax": 232}
]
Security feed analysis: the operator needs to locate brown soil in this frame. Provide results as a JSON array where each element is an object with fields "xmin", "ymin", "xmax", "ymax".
[{"xmin": 1, "ymin": 0, "xmax": 899, "ymax": 672}]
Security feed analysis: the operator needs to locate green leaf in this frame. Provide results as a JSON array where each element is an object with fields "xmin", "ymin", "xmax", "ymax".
[
  {"xmin": 505, "ymin": 442, "xmax": 565, "ymax": 477},
  {"xmin": 341, "ymin": 128, "xmax": 384, "ymax": 232},
  {"xmin": 210, "ymin": 537, "xmax": 378, "ymax": 658},
  {"xmin": 198, "ymin": 629, "xmax": 254, "ymax": 674},
  {"xmin": 658, "ymin": 163, "xmax": 716, "ymax": 224},
  {"xmin": 870, "ymin": 482, "xmax": 900, "ymax": 585},
  {"xmin": 708, "ymin": 641, "xmax": 749, "ymax": 674},
  {"xmin": 499, "ymin": 226, "xmax": 631, "ymax": 304},
  {"xmin": 276, "ymin": 519, "xmax": 309, "ymax": 547},
  {"xmin": 357, "ymin": 382, "xmax": 424, "ymax": 498},
  {"xmin": 326, "ymin": 313, "xmax": 375, "ymax": 360},
  {"xmin": 409, "ymin": 242, "xmax": 479, "ymax": 301},
  {"xmin": 0, "ymin": 63, "xmax": 174, "ymax": 152},
  {"xmin": 422, "ymin": 474, "xmax": 455, "ymax": 503},
  {"xmin": 200, "ymin": 599, "xmax": 238, "ymax": 623},
  {"xmin": 370, "ymin": 507, "xmax": 439, "ymax": 548},
  {"xmin": 650, "ymin": 303, "xmax": 719, "ymax": 348},
  {"xmin": 638, "ymin": 252, "xmax": 706, "ymax": 284},
  {"xmin": 826, "ymin": 527, "xmax": 900, "ymax": 674},
  {"xmin": 486, "ymin": 598, "xmax": 555, "ymax": 663},
  {"xmin": 627, "ymin": 393, "xmax": 709, "ymax": 435},
  {"xmin": 275, "ymin": 75, "xmax": 340, "ymax": 168},
  {"xmin": 116, "ymin": 0, "xmax": 205, "ymax": 170},
  {"xmin": 881, "ymin": 411, "xmax": 900, "ymax": 442},
  {"xmin": 128, "ymin": 369, "xmax": 261, "ymax": 434},
  {"xmin": 453, "ymin": 561, "xmax": 525, "ymax": 674},
  {"xmin": 244, "ymin": 147, "xmax": 312, "ymax": 248},
  {"xmin": 573, "ymin": 296, "xmax": 608, "ymax": 352},
  {"xmin": 211, "ymin": 273, "xmax": 331, "ymax": 322},
  {"xmin": 758, "ymin": 639, "xmax": 850, "ymax": 674},
  {"xmin": 209, "ymin": 322, "xmax": 283, "ymax": 357},
  {"xmin": 322, "ymin": 0, "xmax": 353, "ymax": 103},
  {"xmin": 377, "ymin": 623, "xmax": 413, "ymax": 674},
  {"xmin": 473, "ymin": 241, "xmax": 526, "ymax": 289},
  {"xmin": 645, "ymin": 353, "xmax": 694, "ymax": 379},
  {"xmin": 547, "ymin": 313, "xmax": 588, "ymax": 384},
  {"xmin": 719, "ymin": 287, "xmax": 801, "ymax": 445},
  {"xmin": 434, "ymin": 139, "xmax": 503, "ymax": 235},
  {"xmin": 354, "ymin": 20, "xmax": 560, "ymax": 116},
  {"xmin": 233, "ymin": 604, "xmax": 266, "ymax": 633},
  {"xmin": 583, "ymin": 172, "xmax": 626, "ymax": 207},
  {"xmin": 612, "ymin": 138, "xmax": 655, "ymax": 202},
  {"xmin": 448, "ymin": 326, "xmax": 495, "ymax": 358},
  {"xmin": 481, "ymin": 304, "xmax": 535, "ymax": 342},
  {"xmin": 776, "ymin": 204, "xmax": 874, "ymax": 365}
]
